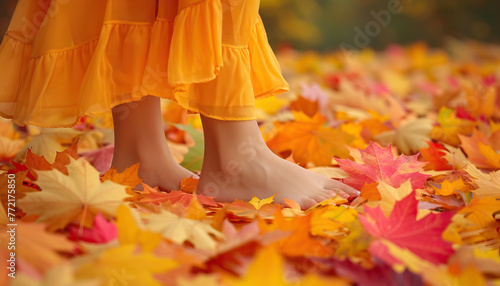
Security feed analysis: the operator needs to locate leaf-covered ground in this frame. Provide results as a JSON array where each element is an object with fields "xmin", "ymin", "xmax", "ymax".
[{"xmin": 1, "ymin": 41, "xmax": 500, "ymax": 285}]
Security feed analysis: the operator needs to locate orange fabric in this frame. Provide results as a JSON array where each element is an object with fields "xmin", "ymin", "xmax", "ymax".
[{"xmin": 0, "ymin": 0, "xmax": 288, "ymax": 127}]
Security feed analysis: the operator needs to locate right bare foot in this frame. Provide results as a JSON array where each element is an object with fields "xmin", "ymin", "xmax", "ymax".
[
  {"xmin": 198, "ymin": 147, "xmax": 357, "ymax": 210},
  {"xmin": 197, "ymin": 117, "xmax": 358, "ymax": 210}
]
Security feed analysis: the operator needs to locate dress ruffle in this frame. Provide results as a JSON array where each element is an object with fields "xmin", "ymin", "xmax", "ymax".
[{"xmin": 0, "ymin": 0, "xmax": 289, "ymax": 127}]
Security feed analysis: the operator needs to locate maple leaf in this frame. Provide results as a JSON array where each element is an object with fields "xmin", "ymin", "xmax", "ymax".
[
  {"xmin": 336, "ymin": 142, "xmax": 430, "ymax": 191},
  {"xmin": 143, "ymin": 209, "xmax": 224, "ymax": 251},
  {"xmin": 375, "ymin": 118, "xmax": 433, "ymax": 154},
  {"xmin": 79, "ymin": 144, "xmax": 114, "ymax": 173},
  {"xmin": 115, "ymin": 204, "xmax": 162, "ymax": 251},
  {"xmin": 359, "ymin": 191, "xmax": 455, "ymax": 265},
  {"xmin": 458, "ymin": 196, "xmax": 500, "ymax": 228},
  {"xmin": 459, "ymin": 130, "xmax": 500, "ymax": 169},
  {"xmin": 23, "ymin": 140, "xmax": 79, "ymax": 180},
  {"xmin": 266, "ymin": 111, "xmax": 355, "ymax": 166},
  {"xmin": 431, "ymin": 178, "xmax": 471, "ymax": 196},
  {"xmin": 221, "ymin": 246, "xmax": 292, "ymax": 286},
  {"xmin": 465, "ymin": 163, "xmax": 500, "ymax": 199},
  {"xmin": 75, "ymin": 244, "xmax": 177, "ymax": 286},
  {"xmin": 429, "ymin": 107, "xmax": 476, "ymax": 146},
  {"xmin": 18, "ymin": 157, "xmax": 129, "ymax": 231},
  {"xmin": 290, "ymin": 96, "xmax": 319, "ymax": 118},
  {"xmin": 419, "ymin": 142, "xmax": 452, "ymax": 171},
  {"xmin": 359, "ymin": 182, "xmax": 381, "ymax": 201},
  {"xmin": 139, "ymin": 179, "xmax": 218, "ymax": 208},
  {"xmin": 226, "ymin": 197, "xmax": 281, "ymax": 221},
  {"xmin": 14, "ymin": 127, "xmax": 82, "ymax": 163},
  {"xmin": 310, "ymin": 205, "xmax": 358, "ymax": 238},
  {"xmin": 0, "ymin": 170, "xmax": 37, "ymax": 215},
  {"xmin": 259, "ymin": 210, "xmax": 334, "ymax": 257},
  {"xmin": 101, "ymin": 163, "xmax": 143, "ymax": 192}
]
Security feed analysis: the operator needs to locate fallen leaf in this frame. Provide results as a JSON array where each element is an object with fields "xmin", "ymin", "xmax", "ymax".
[
  {"xmin": 267, "ymin": 111, "xmax": 355, "ymax": 166},
  {"xmin": 18, "ymin": 158, "xmax": 129, "ymax": 231},
  {"xmin": 336, "ymin": 142, "xmax": 430, "ymax": 191},
  {"xmin": 143, "ymin": 209, "xmax": 223, "ymax": 251},
  {"xmin": 359, "ymin": 191, "xmax": 455, "ymax": 265},
  {"xmin": 75, "ymin": 244, "xmax": 177, "ymax": 286}
]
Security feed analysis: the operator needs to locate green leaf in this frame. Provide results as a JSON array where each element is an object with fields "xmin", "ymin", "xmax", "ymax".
[{"xmin": 174, "ymin": 123, "xmax": 204, "ymax": 172}]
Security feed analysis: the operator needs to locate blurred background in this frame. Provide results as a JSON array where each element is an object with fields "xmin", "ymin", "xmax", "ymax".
[{"xmin": 1, "ymin": 0, "xmax": 499, "ymax": 50}]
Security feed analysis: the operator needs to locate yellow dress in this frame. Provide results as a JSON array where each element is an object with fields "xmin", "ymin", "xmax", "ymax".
[{"xmin": 0, "ymin": 0, "xmax": 289, "ymax": 127}]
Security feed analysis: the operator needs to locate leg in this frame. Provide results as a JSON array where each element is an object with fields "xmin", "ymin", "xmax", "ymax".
[
  {"xmin": 197, "ymin": 115, "xmax": 358, "ymax": 209},
  {"xmin": 111, "ymin": 95, "xmax": 195, "ymax": 191}
]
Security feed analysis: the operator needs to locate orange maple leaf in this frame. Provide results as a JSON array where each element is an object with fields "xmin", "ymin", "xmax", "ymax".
[
  {"xmin": 258, "ymin": 210, "xmax": 334, "ymax": 257},
  {"xmin": 459, "ymin": 130, "xmax": 500, "ymax": 169},
  {"xmin": 266, "ymin": 111, "xmax": 355, "ymax": 166},
  {"xmin": 23, "ymin": 140, "xmax": 79, "ymax": 180},
  {"xmin": 101, "ymin": 163, "xmax": 143, "ymax": 192}
]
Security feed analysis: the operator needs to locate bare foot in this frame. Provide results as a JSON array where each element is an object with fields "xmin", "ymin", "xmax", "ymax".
[
  {"xmin": 111, "ymin": 95, "xmax": 196, "ymax": 192},
  {"xmin": 197, "ymin": 116, "xmax": 358, "ymax": 210}
]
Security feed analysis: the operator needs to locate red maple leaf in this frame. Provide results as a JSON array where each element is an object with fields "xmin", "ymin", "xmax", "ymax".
[
  {"xmin": 139, "ymin": 177, "xmax": 218, "ymax": 207},
  {"xmin": 359, "ymin": 191, "xmax": 455, "ymax": 265},
  {"xmin": 419, "ymin": 141, "xmax": 452, "ymax": 171},
  {"xmin": 336, "ymin": 142, "xmax": 430, "ymax": 191},
  {"xmin": 140, "ymin": 190, "xmax": 218, "ymax": 207}
]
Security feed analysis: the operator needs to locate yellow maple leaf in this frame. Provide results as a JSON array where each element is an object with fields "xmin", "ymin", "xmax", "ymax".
[
  {"xmin": 14, "ymin": 127, "xmax": 81, "ymax": 163},
  {"xmin": 143, "ymin": 209, "xmax": 223, "ymax": 251},
  {"xmin": 375, "ymin": 118, "xmax": 433, "ymax": 154},
  {"xmin": 430, "ymin": 107, "xmax": 475, "ymax": 146},
  {"xmin": 249, "ymin": 193, "xmax": 276, "ymax": 209},
  {"xmin": 432, "ymin": 178, "xmax": 470, "ymax": 196},
  {"xmin": 116, "ymin": 204, "xmax": 162, "ymax": 252},
  {"xmin": 18, "ymin": 158, "xmax": 129, "ymax": 231},
  {"xmin": 310, "ymin": 205, "xmax": 358, "ymax": 238},
  {"xmin": 222, "ymin": 246, "xmax": 291, "ymax": 286},
  {"xmin": 458, "ymin": 197, "xmax": 500, "ymax": 228},
  {"xmin": 75, "ymin": 244, "xmax": 177, "ymax": 286},
  {"xmin": 465, "ymin": 163, "xmax": 500, "ymax": 199}
]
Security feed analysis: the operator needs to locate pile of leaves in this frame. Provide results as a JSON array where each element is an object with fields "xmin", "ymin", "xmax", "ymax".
[{"xmin": 1, "ymin": 41, "xmax": 500, "ymax": 285}]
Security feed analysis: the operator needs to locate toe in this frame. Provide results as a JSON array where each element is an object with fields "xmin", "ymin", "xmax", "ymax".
[
  {"xmin": 300, "ymin": 198, "xmax": 318, "ymax": 210},
  {"xmin": 324, "ymin": 179, "xmax": 359, "ymax": 198},
  {"xmin": 309, "ymin": 194, "xmax": 328, "ymax": 204}
]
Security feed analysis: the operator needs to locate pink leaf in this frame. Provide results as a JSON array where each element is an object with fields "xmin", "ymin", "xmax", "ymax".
[
  {"xmin": 68, "ymin": 213, "xmax": 117, "ymax": 243},
  {"xmin": 79, "ymin": 144, "xmax": 114, "ymax": 173},
  {"xmin": 336, "ymin": 142, "xmax": 430, "ymax": 190}
]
